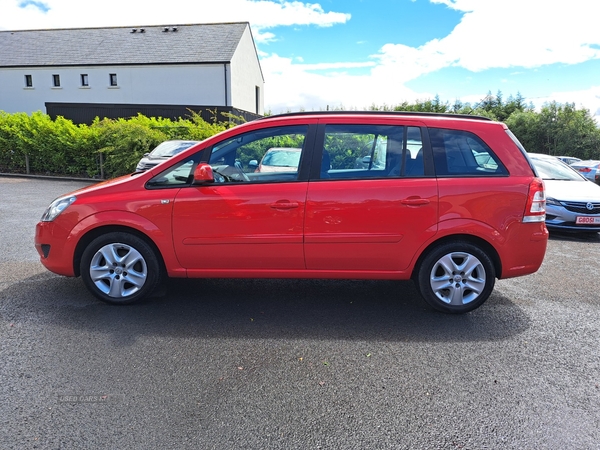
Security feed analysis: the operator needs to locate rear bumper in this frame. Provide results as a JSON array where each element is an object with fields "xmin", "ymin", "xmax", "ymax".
[{"xmin": 499, "ymin": 222, "xmax": 548, "ymax": 279}]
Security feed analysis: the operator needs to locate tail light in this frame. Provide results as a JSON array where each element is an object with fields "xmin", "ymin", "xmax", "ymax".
[
  {"xmin": 578, "ymin": 167, "xmax": 592, "ymax": 173},
  {"xmin": 523, "ymin": 178, "xmax": 546, "ymax": 223}
]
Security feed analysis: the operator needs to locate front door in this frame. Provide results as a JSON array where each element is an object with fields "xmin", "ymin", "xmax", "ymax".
[{"xmin": 171, "ymin": 124, "xmax": 312, "ymax": 272}]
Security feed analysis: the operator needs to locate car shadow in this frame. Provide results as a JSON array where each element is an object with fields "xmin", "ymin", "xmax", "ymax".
[
  {"xmin": 548, "ymin": 230, "xmax": 600, "ymax": 242},
  {"xmin": 2, "ymin": 274, "xmax": 531, "ymax": 345}
]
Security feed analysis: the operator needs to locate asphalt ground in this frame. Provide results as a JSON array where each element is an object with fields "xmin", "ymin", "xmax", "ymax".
[{"xmin": 1, "ymin": 175, "xmax": 599, "ymax": 449}]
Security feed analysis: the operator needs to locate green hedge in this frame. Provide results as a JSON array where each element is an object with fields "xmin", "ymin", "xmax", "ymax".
[
  {"xmin": 0, "ymin": 111, "xmax": 232, "ymax": 179},
  {"xmin": 3, "ymin": 100, "xmax": 599, "ymax": 179}
]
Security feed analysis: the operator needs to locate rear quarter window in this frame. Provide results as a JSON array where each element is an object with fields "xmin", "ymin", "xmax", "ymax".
[{"xmin": 429, "ymin": 128, "xmax": 508, "ymax": 176}]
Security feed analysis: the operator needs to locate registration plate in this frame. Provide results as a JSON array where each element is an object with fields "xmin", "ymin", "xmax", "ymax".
[{"xmin": 576, "ymin": 216, "xmax": 600, "ymax": 225}]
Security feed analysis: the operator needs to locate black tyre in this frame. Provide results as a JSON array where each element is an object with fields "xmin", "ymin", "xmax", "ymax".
[
  {"xmin": 416, "ymin": 241, "xmax": 495, "ymax": 314},
  {"xmin": 80, "ymin": 232, "xmax": 162, "ymax": 305}
]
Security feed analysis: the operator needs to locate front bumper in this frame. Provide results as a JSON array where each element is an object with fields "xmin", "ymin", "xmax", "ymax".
[
  {"xmin": 546, "ymin": 202, "xmax": 600, "ymax": 233},
  {"xmin": 35, "ymin": 221, "xmax": 77, "ymax": 277}
]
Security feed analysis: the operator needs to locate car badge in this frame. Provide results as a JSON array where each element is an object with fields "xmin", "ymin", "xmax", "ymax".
[{"xmin": 586, "ymin": 202, "xmax": 594, "ymax": 211}]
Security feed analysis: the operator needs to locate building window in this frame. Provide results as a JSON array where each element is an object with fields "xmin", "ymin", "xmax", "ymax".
[
  {"xmin": 52, "ymin": 74, "xmax": 60, "ymax": 87},
  {"xmin": 25, "ymin": 75, "xmax": 33, "ymax": 87},
  {"xmin": 81, "ymin": 74, "xmax": 89, "ymax": 87},
  {"xmin": 109, "ymin": 73, "xmax": 117, "ymax": 86}
]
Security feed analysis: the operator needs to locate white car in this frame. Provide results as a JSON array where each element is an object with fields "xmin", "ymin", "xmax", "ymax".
[
  {"xmin": 529, "ymin": 153, "xmax": 600, "ymax": 232},
  {"xmin": 557, "ymin": 156, "xmax": 581, "ymax": 166},
  {"xmin": 136, "ymin": 140, "xmax": 199, "ymax": 171},
  {"xmin": 249, "ymin": 147, "xmax": 302, "ymax": 173}
]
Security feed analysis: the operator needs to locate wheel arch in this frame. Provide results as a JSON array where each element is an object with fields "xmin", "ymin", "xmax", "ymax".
[
  {"xmin": 73, "ymin": 225, "xmax": 167, "ymax": 278},
  {"xmin": 411, "ymin": 234, "xmax": 502, "ymax": 281}
]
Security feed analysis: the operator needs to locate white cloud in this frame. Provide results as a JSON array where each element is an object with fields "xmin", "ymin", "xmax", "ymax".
[
  {"xmin": 3, "ymin": 0, "xmax": 600, "ymax": 118},
  {"xmin": 262, "ymin": 0, "xmax": 600, "ymax": 113},
  {"xmin": 532, "ymin": 86, "xmax": 600, "ymax": 122},
  {"xmin": 260, "ymin": 54, "xmax": 427, "ymax": 112},
  {"xmin": 417, "ymin": 0, "xmax": 600, "ymax": 71},
  {"xmin": 0, "ymin": 0, "xmax": 350, "ymax": 42}
]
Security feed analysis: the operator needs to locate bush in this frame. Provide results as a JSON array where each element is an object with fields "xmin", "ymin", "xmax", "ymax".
[{"xmin": 0, "ymin": 111, "xmax": 233, "ymax": 179}]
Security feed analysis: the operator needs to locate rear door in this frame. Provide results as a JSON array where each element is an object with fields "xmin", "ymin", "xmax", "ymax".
[{"xmin": 304, "ymin": 119, "xmax": 439, "ymax": 272}]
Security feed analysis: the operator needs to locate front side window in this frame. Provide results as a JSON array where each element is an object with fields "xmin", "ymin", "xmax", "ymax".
[
  {"xmin": 319, "ymin": 124, "xmax": 423, "ymax": 179},
  {"xmin": 209, "ymin": 125, "xmax": 308, "ymax": 183},
  {"xmin": 52, "ymin": 74, "xmax": 60, "ymax": 87},
  {"xmin": 430, "ymin": 128, "xmax": 508, "ymax": 176},
  {"xmin": 147, "ymin": 157, "xmax": 198, "ymax": 188}
]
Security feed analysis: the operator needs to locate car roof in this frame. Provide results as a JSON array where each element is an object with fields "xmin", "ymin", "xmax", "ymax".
[
  {"xmin": 571, "ymin": 160, "xmax": 600, "ymax": 164},
  {"xmin": 528, "ymin": 153, "xmax": 559, "ymax": 160},
  {"xmin": 260, "ymin": 111, "xmax": 493, "ymax": 122}
]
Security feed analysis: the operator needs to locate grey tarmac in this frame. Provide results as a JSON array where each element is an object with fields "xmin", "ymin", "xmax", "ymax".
[{"xmin": 1, "ymin": 175, "xmax": 599, "ymax": 449}]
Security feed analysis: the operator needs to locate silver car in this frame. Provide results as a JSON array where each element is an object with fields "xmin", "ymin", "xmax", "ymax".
[
  {"xmin": 570, "ymin": 159, "xmax": 600, "ymax": 184},
  {"xmin": 136, "ymin": 140, "xmax": 199, "ymax": 171},
  {"xmin": 529, "ymin": 153, "xmax": 600, "ymax": 232},
  {"xmin": 557, "ymin": 156, "xmax": 581, "ymax": 165}
]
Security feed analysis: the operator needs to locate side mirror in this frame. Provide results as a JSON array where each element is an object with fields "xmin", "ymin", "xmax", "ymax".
[
  {"xmin": 248, "ymin": 160, "xmax": 258, "ymax": 169},
  {"xmin": 192, "ymin": 163, "xmax": 215, "ymax": 184}
]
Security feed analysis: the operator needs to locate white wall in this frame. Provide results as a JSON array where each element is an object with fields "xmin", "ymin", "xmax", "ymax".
[
  {"xmin": 230, "ymin": 26, "xmax": 264, "ymax": 115},
  {"xmin": 0, "ymin": 64, "xmax": 229, "ymax": 114}
]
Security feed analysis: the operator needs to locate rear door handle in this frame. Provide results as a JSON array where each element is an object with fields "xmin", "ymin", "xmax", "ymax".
[
  {"xmin": 270, "ymin": 201, "xmax": 299, "ymax": 210},
  {"xmin": 401, "ymin": 198, "xmax": 430, "ymax": 206}
]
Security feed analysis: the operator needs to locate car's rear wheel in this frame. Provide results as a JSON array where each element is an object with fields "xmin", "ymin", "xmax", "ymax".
[
  {"xmin": 80, "ymin": 232, "xmax": 161, "ymax": 305},
  {"xmin": 416, "ymin": 241, "xmax": 495, "ymax": 313}
]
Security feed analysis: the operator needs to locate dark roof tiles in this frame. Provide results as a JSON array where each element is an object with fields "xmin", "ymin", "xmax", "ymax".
[{"xmin": 0, "ymin": 22, "xmax": 249, "ymax": 67}]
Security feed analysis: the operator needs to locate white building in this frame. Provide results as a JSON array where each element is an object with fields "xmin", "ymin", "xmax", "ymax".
[{"xmin": 0, "ymin": 23, "xmax": 264, "ymax": 123}]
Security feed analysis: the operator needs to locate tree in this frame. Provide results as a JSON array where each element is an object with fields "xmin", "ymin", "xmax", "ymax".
[{"xmin": 506, "ymin": 101, "xmax": 600, "ymax": 158}]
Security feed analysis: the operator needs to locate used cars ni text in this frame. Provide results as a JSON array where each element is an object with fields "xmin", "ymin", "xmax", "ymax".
[{"xmin": 35, "ymin": 112, "xmax": 548, "ymax": 313}]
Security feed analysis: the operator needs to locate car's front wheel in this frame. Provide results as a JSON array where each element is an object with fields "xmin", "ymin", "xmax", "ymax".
[
  {"xmin": 80, "ymin": 232, "xmax": 162, "ymax": 305},
  {"xmin": 416, "ymin": 241, "xmax": 495, "ymax": 313}
]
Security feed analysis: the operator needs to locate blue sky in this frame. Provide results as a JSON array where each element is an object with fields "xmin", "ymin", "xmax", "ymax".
[{"xmin": 3, "ymin": 0, "xmax": 600, "ymax": 119}]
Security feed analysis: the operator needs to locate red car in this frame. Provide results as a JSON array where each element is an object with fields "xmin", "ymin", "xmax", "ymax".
[{"xmin": 35, "ymin": 112, "xmax": 548, "ymax": 313}]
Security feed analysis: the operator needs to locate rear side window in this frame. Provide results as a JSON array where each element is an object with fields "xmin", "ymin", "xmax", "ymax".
[
  {"xmin": 429, "ymin": 128, "xmax": 507, "ymax": 176},
  {"xmin": 319, "ymin": 124, "xmax": 424, "ymax": 179}
]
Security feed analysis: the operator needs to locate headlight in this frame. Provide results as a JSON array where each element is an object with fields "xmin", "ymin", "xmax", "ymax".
[
  {"xmin": 545, "ymin": 197, "xmax": 561, "ymax": 207},
  {"xmin": 40, "ymin": 196, "xmax": 77, "ymax": 222}
]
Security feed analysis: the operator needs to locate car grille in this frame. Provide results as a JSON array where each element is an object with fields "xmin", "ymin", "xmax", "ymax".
[{"xmin": 562, "ymin": 201, "xmax": 600, "ymax": 214}]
